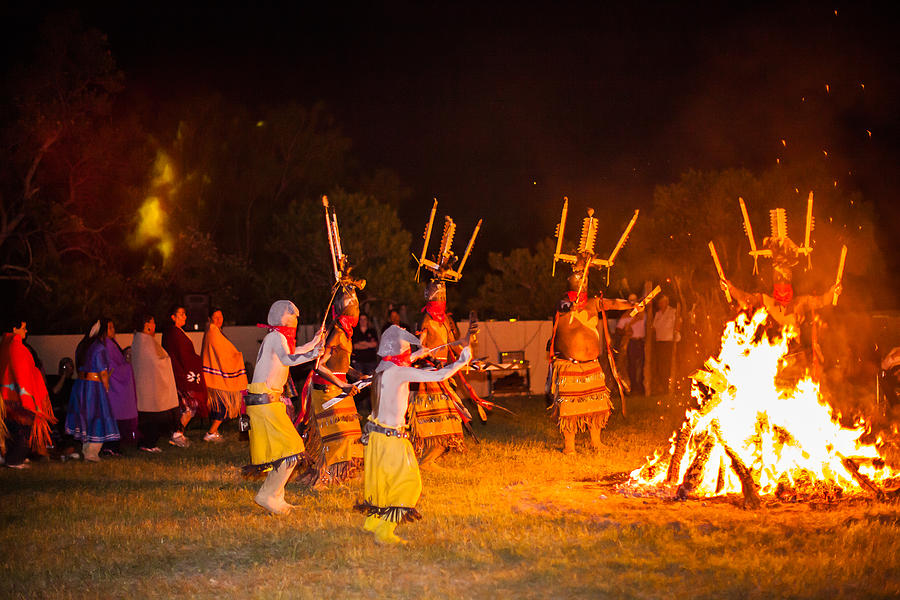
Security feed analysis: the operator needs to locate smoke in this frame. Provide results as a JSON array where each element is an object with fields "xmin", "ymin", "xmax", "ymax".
[{"xmin": 130, "ymin": 149, "xmax": 176, "ymax": 260}]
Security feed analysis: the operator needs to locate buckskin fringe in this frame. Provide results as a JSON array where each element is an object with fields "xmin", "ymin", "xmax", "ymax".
[
  {"xmin": 412, "ymin": 431, "xmax": 465, "ymax": 455},
  {"xmin": 550, "ymin": 404, "xmax": 611, "ymax": 434},
  {"xmin": 354, "ymin": 500, "xmax": 423, "ymax": 524},
  {"xmin": 241, "ymin": 451, "xmax": 308, "ymax": 478},
  {"xmin": 303, "ymin": 456, "xmax": 364, "ymax": 487},
  {"xmin": 408, "ymin": 391, "xmax": 465, "ymax": 454}
]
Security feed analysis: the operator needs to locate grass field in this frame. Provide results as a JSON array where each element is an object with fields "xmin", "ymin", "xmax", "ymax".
[{"xmin": 2, "ymin": 392, "xmax": 899, "ymax": 599}]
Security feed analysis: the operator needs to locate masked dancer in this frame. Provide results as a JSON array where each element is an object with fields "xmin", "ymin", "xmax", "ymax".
[
  {"xmin": 246, "ymin": 300, "xmax": 325, "ymax": 514},
  {"xmin": 408, "ymin": 203, "xmax": 482, "ymax": 465},
  {"xmin": 355, "ymin": 324, "xmax": 475, "ymax": 544},
  {"xmin": 301, "ymin": 197, "xmax": 366, "ymax": 487},
  {"xmin": 547, "ymin": 201, "xmax": 641, "ymax": 454},
  {"xmin": 720, "ymin": 196, "xmax": 842, "ymax": 385}
]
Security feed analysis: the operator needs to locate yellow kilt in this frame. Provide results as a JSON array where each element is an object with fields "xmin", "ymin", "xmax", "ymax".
[
  {"xmin": 549, "ymin": 359, "xmax": 613, "ymax": 433},
  {"xmin": 311, "ymin": 384, "xmax": 364, "ymax": 469},
  {"xmin": 247, "ymin": 399, "xmax": 305, "ymax": 467},
  {"xmin": 408, "ymin": 381, "xmax": 464, "ymax": 454},
  {"xmin": 361, "ymin": 430, "xmax": 422, "ymax": 523}
]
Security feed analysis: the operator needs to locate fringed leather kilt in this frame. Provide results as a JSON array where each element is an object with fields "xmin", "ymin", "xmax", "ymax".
[
  {"xmin": 548, "ymin": 358, "xmax": 613, "ymax": 433},
  {"xmin": 407, "ymin": 381, "xmax": 464, "ymax": 454},
  {"xmin": 306, "ymin": 379, "xmax": 363, "ymax": 485}
]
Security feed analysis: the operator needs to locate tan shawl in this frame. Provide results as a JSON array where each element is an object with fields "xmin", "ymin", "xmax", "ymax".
[{"xmin": 131, "ymin": 331, "xmax": 179, "ymax": 412}]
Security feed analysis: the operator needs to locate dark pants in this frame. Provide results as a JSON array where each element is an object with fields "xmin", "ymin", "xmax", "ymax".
[
  {"xmin": 138, "ymin": 408, "xmax": 179, "ymax": 448},
  {"xmin": 627, "ymin": 338, "xmax": 645, "ymax": 395},
  {"xmin": 3, "ymin": 418, "xmax": 30, "ymax": 466},
  {"xmin": 105, "ymin": 417, "xmax": 139, "ymax": 453},
  {"xmin": 654, "ymin": 340, "xmax": 674, "ymax": 393}
]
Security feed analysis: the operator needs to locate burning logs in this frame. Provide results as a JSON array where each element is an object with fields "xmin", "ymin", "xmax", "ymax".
[
  {"xmin": 666, "ymin": 421, "xmax": 691, "ymax": 484},
  {"xmin": 676, "ymin": 432, "xmax": 715, "ymax": 499},
  {"xmin": 840, "ymin": 455, "xmax": 885, "ymax": 501},
  {"xmin": 722, "ymin": 441, "xmax": 761, "ymax": 509},
  {"xmin": 625, "ymin": 309, "xmax": 900, "ymax": 505}
]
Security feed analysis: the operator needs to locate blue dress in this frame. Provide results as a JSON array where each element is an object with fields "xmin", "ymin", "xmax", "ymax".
[{"xmin": 65, "ymin": 340, "xmax": 120, "ymax": 442}]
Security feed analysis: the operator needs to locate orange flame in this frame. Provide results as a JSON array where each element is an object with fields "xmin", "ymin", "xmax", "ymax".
[{"xmin": 629, "ymin": 310, "xmax": 897, "ymax": 498}]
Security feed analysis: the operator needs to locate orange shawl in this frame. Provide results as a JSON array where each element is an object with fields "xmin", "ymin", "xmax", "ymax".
[{"xmin": 201, "ymin": 324, "xmax": 248, "ymax": 392}]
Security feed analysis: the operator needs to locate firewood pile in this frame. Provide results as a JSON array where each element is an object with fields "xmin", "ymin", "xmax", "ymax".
[{"xmin": 622, "ymin": 310, "xmax": 900, "ymax": 507}]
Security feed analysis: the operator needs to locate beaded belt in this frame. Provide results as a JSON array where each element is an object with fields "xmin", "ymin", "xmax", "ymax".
[
  {"xmin": 552, "ymin": 357, "xmax": 600, "ymax": 364},
  {"xmin": 79, "ymin": 372, "xmax": 103, "ymax": 382},
  {"xmin": 361, "ymin": 420, "xmax": 408, "ymax": 444}
]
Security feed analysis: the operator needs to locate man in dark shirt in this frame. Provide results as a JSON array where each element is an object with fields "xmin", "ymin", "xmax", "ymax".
[{"xmin": 351, "ymin": 314, "xmax": 379, "ymax": 375}]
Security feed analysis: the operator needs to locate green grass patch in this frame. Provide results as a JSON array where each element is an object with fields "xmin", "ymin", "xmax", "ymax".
[{"xmin": 2, "ymin": 394, "xmax": 899, "ymax": 599}]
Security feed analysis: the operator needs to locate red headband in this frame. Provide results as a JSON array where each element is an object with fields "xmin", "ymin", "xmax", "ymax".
[
  {"xmin": 380, "ymin": 348, "xmax": 412, "ymax": 367},
  {"xmin": 257, "ymin": 324, "xmax": 297, "ymax": 352}
]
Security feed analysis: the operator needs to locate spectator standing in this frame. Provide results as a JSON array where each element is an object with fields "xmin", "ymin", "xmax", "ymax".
[
  {"xmin": 200, "ymin": 309, "xmax": 247, "ymax": 442},
  {"xmin": 381, "ymin": 308, "xmax": 411, "ymax": 335},
  {"xmin": 626, "ymin": 304, "xmax": 647, "ymax": 396},
  {"xmin": 47, "ymin": 357, "xmax": 78, "ymax": 458},
  {"xmin": 132, "ymin": 315, "xmax": 181, "ymax": 452},
  {"xmin": 102, "ymin": 319, "xmax": 139, "ymax": 452},
  {"xmin": 161, "ymin": 305, "xmax": 206, "ymax": 445},
  {"xmin": 651, "ymin": 294, "xmax": 679, "ymax": 394},
  {"xmin": 0, "ymin": 317, "xmax": 56, "ymax": 468},
  {"xmin": 351, "ymin": 313, "xmax": 379, "ymax": 375},
  {"xmin": 66, "ymin": 320, "xmax": 120, "ymax": 462},
  {"xmin": 615, "ymin": 294, "xmax": 647, "ymax": 396}
]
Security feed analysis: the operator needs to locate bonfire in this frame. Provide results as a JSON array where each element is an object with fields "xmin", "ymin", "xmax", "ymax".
[{"xmin": 624, "ymin": 309, "xmax": 900, "ymax": 507}]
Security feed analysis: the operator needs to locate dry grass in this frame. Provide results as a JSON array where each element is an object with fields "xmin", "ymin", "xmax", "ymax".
[{"xmin": 2, "ymin": 393, "xmax": 899, "ymax": 599}]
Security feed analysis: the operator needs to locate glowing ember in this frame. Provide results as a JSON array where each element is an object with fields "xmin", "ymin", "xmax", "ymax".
[{"xmin": 627, "ymin": 309, "xmax": 899, "ymax": 503}]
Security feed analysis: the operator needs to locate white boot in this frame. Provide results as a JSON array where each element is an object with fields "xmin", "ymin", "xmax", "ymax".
[
  {"xmin": 255, "ymin": 462, "xmax": 294, "ymax": 514},
  {"xmin": 82, "ymin": 442, "xmax": 102, "ymax": 462}
]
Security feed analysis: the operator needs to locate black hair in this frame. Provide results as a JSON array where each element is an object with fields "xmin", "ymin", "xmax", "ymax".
[
  {"xmin": 168, "ymin": 304, "xmax": 185, "ymax": 317},
  {"xmin": 135, "ymin": 313, "xmax": 155, "ymax": 332},
  {"xmin": 75, "ymin": 318, "xmax": 110, "ymax": 370},
  {"xmin": 1, "ymin": 314, "xmax": 27, "ymax": 334}
]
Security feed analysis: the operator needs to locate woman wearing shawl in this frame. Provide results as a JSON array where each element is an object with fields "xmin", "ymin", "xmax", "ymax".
[
  {"xmin": 65, "ymin": 320, "xmax": 120, "ymax": 462},
  {"xmin": 161, "ymin": 305, "xmax": 206, "ymax": 446},
  {"xmin": 201, "ymin": 309, "xmax": 247, "ymax": 442},
  {"xmin": 101, "ymin": 319, "xmax": 139, "ymax": 453},
  {"xmin": 1, "ymin": 317, "xmax": 56, "ymax": 468},
  {"xmin": 132, "ymin": 315, "xmax": 181, "ymax": 452},
  {"xmin": 245, "ymin": 300, "xmax": 325, "ymax": 514}
]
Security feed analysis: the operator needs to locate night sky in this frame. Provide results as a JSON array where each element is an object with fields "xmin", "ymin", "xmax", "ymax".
[{"xmin": 5, "ymin": 2, "xmax": 900, "ymax": 263}]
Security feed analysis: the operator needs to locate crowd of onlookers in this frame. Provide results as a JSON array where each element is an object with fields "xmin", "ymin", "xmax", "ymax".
[
  {"xmin": 1, "ymin": 296, "xmax": 682, "ymax": 469},
  {"xmin": 0, "ymin": 304, "xmax": 414, "ymax": 469}
]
